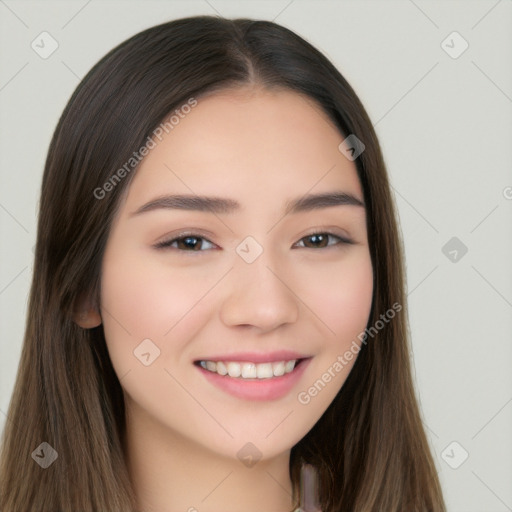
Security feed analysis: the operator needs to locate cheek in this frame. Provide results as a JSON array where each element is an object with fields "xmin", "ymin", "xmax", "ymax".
[
  {"xmin": 301, "ymin": 251, "xmax": 373, "ymax": 345},
  {"xmin": 99, "ymin": 248, "xmax": 217, "ymax": 371},
  {"xmin": 293, "ymin": 253, "xmax": 373, "ymax": 414}
]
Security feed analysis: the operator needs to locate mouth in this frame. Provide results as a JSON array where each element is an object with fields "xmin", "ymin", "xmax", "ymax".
[
  {"xmin": 193, "ymin": 355, "xmax": 312, "ymax": 401},
  {"xmin": 194, "ymin": 358, "xmax": 306, "ymax": 380}
]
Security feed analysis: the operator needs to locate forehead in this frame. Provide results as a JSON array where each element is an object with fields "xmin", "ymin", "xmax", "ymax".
[{"xmin": 121, "ymin": 87, "xmax": 363, "ymax": 212}]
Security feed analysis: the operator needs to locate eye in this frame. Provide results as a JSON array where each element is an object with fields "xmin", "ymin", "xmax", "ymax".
[
  {"xmin": 294, "ymin": 232, "xmax": 353, "ymax": 249},
  {"xmin": 154, "ymin": 234, "xmax": 216, "ymax": 252},
  {"xmin": 154, "ymin": 230, "xmax": 354, "ymax": 253}
]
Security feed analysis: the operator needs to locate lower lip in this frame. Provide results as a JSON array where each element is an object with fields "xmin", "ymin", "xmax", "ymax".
[{"xmin": 196, "ymin": 359, "xmax": 312, "ymax": 401}]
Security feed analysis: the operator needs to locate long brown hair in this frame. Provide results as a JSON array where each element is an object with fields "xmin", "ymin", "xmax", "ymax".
[{"xmin": 0, "ymin": 15, "xmax": 445, "ymax": 511}]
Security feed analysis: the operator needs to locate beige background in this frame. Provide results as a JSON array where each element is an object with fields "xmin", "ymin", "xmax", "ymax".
[{"xmin": 0, "ymin": 1, "xmax": 511, "ymax": 510}]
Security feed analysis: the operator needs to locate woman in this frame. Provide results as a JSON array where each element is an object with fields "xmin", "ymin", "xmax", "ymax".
[{"xmin": 0, "ymin": 15, "xmax": 445, "ymax": 512}]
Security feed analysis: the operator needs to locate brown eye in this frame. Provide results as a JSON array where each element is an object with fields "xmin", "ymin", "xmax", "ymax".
[
  {"xmin": 154, "ymin": 235, "xmax": 216, "ymax": 251},
  {"xmin": 175, "ymin": 236, "xmax": 203, "ymax": 251},
  {"xmin": 303, "ymin": 233, "xmax": 328, "ymax": 248},
  {"xmin": 295, "ymin": 232, "xmax": 353, "ymax": 249}
]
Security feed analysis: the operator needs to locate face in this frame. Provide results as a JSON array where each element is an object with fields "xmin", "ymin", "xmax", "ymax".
[{"xmin": 99, "ymin": 87, "xmax": 373, "ymax": 461}]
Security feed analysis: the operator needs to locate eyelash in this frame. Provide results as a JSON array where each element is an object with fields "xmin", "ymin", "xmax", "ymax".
[{"xmin": 153, "ymin": 231, "xmax": 354, "ymax": 252}]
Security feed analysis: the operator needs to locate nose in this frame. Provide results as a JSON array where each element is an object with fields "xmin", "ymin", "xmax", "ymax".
[{"xmin": 219, "ymin": 254, "xmax": 300, "ymax": 333}]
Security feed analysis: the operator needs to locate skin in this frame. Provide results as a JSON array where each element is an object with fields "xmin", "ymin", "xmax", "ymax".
[{"xmin": 78, "ymin": 86, "xmax": 373, "ymax": 512}]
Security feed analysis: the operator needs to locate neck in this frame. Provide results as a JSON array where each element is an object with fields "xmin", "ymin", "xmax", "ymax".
[{"xmin": 123, "ymin": 399, "xmax": 297, "ymax": 512}]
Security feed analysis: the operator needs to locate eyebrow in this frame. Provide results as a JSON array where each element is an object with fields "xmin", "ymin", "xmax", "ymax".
[{"xmin": 130, "ymin": 191, "xmax": 365, "ymax": 217}]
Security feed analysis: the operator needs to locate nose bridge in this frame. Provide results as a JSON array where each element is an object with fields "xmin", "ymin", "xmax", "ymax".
[{"xmin": 219, "ymin": 242, "xmax": 300, "ymax": 330}]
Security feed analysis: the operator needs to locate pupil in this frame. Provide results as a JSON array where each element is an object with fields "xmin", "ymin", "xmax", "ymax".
[
  {"xmin": 182, "ymin": 237, "xmax": 200, "ymax": 250},
  {"xmin": 308, "ymin": 234, "xmax": 327, "ymax": 248}
]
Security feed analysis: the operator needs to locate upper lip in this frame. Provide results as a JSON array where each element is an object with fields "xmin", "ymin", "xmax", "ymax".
[{"xmin": 194, "ymin": 351, "xmax": 311, "ymax": 364}]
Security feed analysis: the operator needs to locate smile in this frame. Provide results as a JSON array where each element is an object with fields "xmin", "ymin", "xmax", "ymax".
[
  {"xmin": 197, "ymin": 359, "xmax": 299, "ymax": 379},
  {"xmin": 194, "ymin": 357, "xmax": 311, "ymax": 401}
]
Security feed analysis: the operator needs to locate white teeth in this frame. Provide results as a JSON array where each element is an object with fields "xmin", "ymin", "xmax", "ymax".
[
  {"xmin": 216, "ymin": 361, "xmax": 228, "ymax": 376},
  {"xmin": 285, "ymin": 360, "xmax": 296, "ymax": 373},
  {"xmin": 241, "ymin": 363, "xmax": 257, "ymax": 379},
  {"xmin": 198, "ymin": 359, "xmax": 299, "ymax": 379},
  {"xmin": 205, "ymin": 361, "xmax": 217, "ymax": 372},
  {"xmin": 256, "ymin": 363, "xmax": 273, "ymax": 379},
  {"xmin": 272, "ymin": 361, "xmax": 285, "ymax": 377},
  {"xmin": 227, "ymin": 362, "xmax": 241, "ymax": 377}
]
